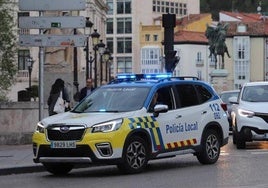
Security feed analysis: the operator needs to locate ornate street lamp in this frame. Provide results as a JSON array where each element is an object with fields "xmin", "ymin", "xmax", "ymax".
[
  {"xmin": 26, "ymin": 56, "xmax": 34, "ymax": 97},
  {"xmin": 103, "ymin": 47, "xmax": 111, "ymax": 82},
  {"xmin": 97, "ymin": 40, "xmax": 105, "ymax": 84},
  {"xmin": 84, "ymin": 17, "xmax": 93, "ymax": 79},
  {"xmin": 91, "ymin": 29, "xmax": 100, "ymax": 87}
]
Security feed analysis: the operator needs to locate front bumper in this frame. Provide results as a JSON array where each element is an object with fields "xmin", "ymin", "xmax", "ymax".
[{"xmin": 32, "ymin": 126, "xmax": 127, "ymax": 164}]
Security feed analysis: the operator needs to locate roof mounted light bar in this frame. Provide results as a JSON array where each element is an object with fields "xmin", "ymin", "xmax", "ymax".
[{"xmin": 109, "ymin": 73, "xmax": 199, "ymax": 84}]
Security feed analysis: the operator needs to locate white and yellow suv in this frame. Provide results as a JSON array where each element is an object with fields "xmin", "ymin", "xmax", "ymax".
[{"xmin": 32, "ymin": 74, "xmax": 229, "ymax": 175}]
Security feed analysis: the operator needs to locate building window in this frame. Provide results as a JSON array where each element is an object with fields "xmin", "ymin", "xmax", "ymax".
[
  {"xmin": 117, "ymin": 57, "xmax": 132, "ymax": 73},
  {"xmin": 107, "ymin": 18, "xmax": 113, "ymax": 34},
  {"xmin": 18, "ymin": 50, "xmax": 30, "ymax": 70},
  {"xmin": 107, "ymin": 37, "xmax": 113, "ymax": 53},
  {"xmin": 107, "ymin": 0, "xmax": 114, "ymax": 15},
  {"xmin": 145, "ymin": 34, "xmax": 150, "ymax": 41},
  {"xmin": 141, "ymin": 48, "xmax": 161, "ymax": 65},
  {"xmin": 153, "ymin": 35, "xmax": 158, "ymax": 41},
  {"xmin": 18, "ymin": 12, "xmax": 30, "ymax": 35},
  {"xmin": 233, "ymin": 36, "xmax": 250, "ymax": 89},
  {"xmin": 117, "ymin": 17, "xmax": 132, "ymax": 34},
  {"xmin": 117, "ymin": 37, "xmax": 132, "ymax": 53},
  {"xmin": 152, "ymin": 0, "xmax": 179, "ymax": 14},
  {"xmin": 197, "ymin": 52, "xmax": 202, "ymax": 61},
  {"xmin": 117, "ymin": 0, "xmax": 131, "ymax": 14}
]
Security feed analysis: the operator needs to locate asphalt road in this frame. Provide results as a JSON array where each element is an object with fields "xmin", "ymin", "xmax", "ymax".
[{"xmin": 1, "ymin": 136, "xmax": 268, "ymax": 188}]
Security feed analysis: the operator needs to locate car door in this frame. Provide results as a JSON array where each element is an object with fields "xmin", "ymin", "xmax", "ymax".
[{"xmin": 152, "ymin": 84, "xmax": 202, "ymax": 153}]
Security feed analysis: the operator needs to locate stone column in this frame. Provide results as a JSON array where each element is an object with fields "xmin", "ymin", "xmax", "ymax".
[{"xmin": 209, "ymin": 69, "xmax": 228, "ymax": 94}]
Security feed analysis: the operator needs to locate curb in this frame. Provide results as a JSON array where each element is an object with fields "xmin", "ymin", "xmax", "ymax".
[{"xmin": 0, "ymin": 165, "xmax": 45, "ymax": 176}]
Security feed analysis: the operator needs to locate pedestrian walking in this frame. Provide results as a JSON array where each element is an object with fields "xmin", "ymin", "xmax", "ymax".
[
  {"xmin": 79, "ymin": 78, "xmax": 95, "ymax": 101},
  {"xmin": 47, "ymin": 78, "xmax": 70, "ymax": 116}
]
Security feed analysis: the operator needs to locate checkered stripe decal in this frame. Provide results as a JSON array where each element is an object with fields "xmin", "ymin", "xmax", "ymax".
[
  {"xmin": 128, "ymin": 116, "xmax": 165, "ymax": 151},
  {"xmin": 166, "ymin": 139, "xmax": 197, "ymax": 149},
  {"xmin": 127, "ymin": 117, "xmax": 197, "ymax": 151}
]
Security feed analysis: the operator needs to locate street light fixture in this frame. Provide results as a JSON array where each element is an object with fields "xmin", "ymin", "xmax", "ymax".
[
  {"xmin": 97, "ymin": 40, "xmax": 105, "ymax": 84},
  {"xmin": 84, "ymin": 17, "xmax": 93, "ymax": 79},
  {"xmin": 91, "ymin": 29, "xmax": 100, "ymax": 87},
  {"xmin": 26, "ymin": 56, "xmax": 34, "ymax": 98},
  {"xmin": 103, "ymin": 47, "xmax": 111, "ymax": 82}
]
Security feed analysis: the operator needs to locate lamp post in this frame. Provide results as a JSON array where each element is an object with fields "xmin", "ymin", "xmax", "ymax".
[
  {"xmin": 91, "ymin": 29, "xmax": 100, "ymax": 87},
  {"xmin": 84, "ymin": 17, "xmax": 93, "ymax": 79},
  {"xmin": 97, "ymin": 40, "xmax": 105, "ymax": 84},
  {"xmin": 26, "ymin": 56, "xmax": 34, "ymax": 97},
  {"xmin": 103, "ymin": 47, "xmax": 111, "ymax": 82}
]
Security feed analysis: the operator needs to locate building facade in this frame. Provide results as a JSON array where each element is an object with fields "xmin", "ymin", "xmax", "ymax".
[
  {"xmin": 106, "ymin": 0, "xmax": 200, "ymax": 77},
  {"xmin": 9, "ymin": 0, "xmax": 107, "ymax": 104}
]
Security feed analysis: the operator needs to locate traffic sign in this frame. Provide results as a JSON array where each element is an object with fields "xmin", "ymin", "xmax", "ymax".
[
  {"xmin": 19, "ymin": 0, "xmax": 86, "ymax": 11},
  {"xmin": 19, "ymin": 34, "xmax": 87, "ymax": 47},
  {"xmin": 19, "ymin": 16, "xmax": 86, "ymax": 29}
]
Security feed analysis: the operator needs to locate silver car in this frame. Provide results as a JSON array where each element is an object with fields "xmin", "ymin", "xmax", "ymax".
[
  {"xmin": 230, "ymin": 82, "xmax": 268, "ymax": 149},
  {"xmin": 219, "ymin": 90, "xmax": 240, "ymax": 131}
]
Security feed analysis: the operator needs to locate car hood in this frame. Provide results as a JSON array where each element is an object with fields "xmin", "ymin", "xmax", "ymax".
[
  {"xmin": 40, "ymin": 109, "xmax": 146, "ymax": 128},
  {"xmin": 240, "ymin": 101, "xmax": 268, "ymax": 113}
]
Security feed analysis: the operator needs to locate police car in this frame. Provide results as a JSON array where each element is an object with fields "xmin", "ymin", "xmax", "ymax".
[{"xmin": 32, "ymin": 73, "xmax": 229, "ymax": 175}]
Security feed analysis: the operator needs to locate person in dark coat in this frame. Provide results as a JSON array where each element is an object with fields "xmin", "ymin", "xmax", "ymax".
[
  {"xmin": 47, "ymin": 78, "xmax": 70, "ymax": 116},
  {"xmin": 79, "ymin": 78, "xmax": 95, "ymax": 101}
]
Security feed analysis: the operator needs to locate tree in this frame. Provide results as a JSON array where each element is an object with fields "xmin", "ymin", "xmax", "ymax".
[{"xmin": 0, "ymin": 1, "xmax": 17, "ymax": 102}]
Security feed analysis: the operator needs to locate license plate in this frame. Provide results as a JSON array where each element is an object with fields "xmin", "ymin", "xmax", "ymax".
[{"xmin": 51, "ymin": 141, "xmax": 76, "ymax": 148}]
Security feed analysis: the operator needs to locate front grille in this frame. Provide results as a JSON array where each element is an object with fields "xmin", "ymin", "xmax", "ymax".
[
  {"xmin": 38, "ymin": 145, "xmax": 92, "ymax": 158},
  {"xmin": 46, "ymin": 124, "xmax": 86, "ymax": 141},
  {"xmin": 255, "ymin": 113, "xmax": 268, "ymax": 123}
]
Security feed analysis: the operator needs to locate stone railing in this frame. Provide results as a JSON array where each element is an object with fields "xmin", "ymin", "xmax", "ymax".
[{"xmin": 0, "ymin": 102, "xmax": 48, "ymax": 145}]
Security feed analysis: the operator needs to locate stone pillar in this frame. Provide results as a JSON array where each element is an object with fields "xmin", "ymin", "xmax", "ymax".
[{"xmin": 209, "ymin": 69, "xmax": 228, "ymax": 94}]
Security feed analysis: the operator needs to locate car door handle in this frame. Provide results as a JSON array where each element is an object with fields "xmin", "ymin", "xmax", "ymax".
[
  {"xmin": 176, "ymin": 115, "xmax": 182, "ymax": 118},
  {"xmin": 202, "ymin": 111, "xmax": 207, "ymax": 114}
]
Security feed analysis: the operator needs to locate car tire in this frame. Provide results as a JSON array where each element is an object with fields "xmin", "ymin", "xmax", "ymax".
[
  {"xmin": 232, "ymin": 129, "xmax": 237, "ymax": 145},
  {"xmin": 117, "ymin": 136, "xmax": 148, "ymax": 174},
  {"xmin": 236, "ymin": 132, "xmax": 246, "ymax": 149},
  {"xmin": 196, "ymin": 129, "xmax": 220, "ymax": 164},
  {"xmin": 43, "ymin": 163, "xmax": 73, "ymax": 175}
]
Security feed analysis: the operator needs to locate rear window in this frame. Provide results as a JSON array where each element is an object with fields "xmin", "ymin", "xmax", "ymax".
[{"xmin": 175, "ymin": 84, "xmax": 199, "ymax": 108}]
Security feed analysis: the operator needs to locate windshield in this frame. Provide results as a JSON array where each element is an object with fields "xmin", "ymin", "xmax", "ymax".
[
  {"xmin": 73, "ymin": 86, "xmax": 150, "ymax": 113},
  {"xmin": 242, "ymin": 85, "xmax": 268, "ymax": 102}
]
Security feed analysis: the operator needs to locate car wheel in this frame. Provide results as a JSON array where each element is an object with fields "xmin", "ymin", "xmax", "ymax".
[
  {"xmin": 196, "ymin": 129, "xmax": 220, "ymax": 164},
  {"xmin": 117, "ymin": 136, "xmax": 148, "ymax": 174},
  {"xmin": 232, "ymin": 129, "xmax": 237, "ymax": 145},
  {"xmin": 43, "ymin": 163, "xmax": 73, "ymax": 175},
  {"xmin": 236, "ymin": 132, "xmax": 246, "ymax": 149}
]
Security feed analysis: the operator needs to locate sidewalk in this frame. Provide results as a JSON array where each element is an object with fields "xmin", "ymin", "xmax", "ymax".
[{"xmin": 0, "ymin": 144, "xmax": 44, "ymax": 175}]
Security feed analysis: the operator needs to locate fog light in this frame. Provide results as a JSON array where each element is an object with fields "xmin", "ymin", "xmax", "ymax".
[{"xmin": 96, "ymin": 143, "xmax": 113, "ymax": 157}]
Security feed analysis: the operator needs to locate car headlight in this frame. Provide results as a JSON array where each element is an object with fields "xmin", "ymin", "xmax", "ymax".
[
  {"xmin": 92, "ymin": 119, "xmax": 123, "ymax": 133},
  {"xmin": 238, "ymin": 108, "xmax": 255, "ymax": 118},
  {"xmin": 36, "ymin": 122, "xmax": 45, "ymax": 133}
]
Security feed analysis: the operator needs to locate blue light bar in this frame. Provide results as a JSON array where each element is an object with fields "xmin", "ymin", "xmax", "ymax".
[
  {"xmin": 145, "ymin": 73, "xmax": 172, "ymax": 79},
  {"xmin": 116, "ymin": 74, "xmax": 136, "ymax": 79}
]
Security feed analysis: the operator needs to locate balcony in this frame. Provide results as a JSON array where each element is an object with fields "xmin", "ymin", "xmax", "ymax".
[{"xmin": 196, "ymin": 59, "xmax": 204, "ymax": 66}]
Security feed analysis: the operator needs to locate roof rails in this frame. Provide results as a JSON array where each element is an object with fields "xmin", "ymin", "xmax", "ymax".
[{"xmin": 109, "ymin": 73, "xmax": 199, "ymax": 84}]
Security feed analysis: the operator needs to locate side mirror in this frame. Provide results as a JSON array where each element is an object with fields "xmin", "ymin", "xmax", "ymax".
[{"xmin": 153, "ymin": 104, "xmax": 168, "ymax": 117}]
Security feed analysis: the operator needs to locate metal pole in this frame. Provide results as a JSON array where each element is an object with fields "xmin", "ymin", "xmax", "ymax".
[
  {"xmin": 89, "ymin": 54, "xmax": 93, "ymax": 79},
  {"xmin": 85, "ymin": 38, "xmax": 89, "ymax": 79},
  {"xmin": 39, "ymin": 11, "xmax": 44, "ymax": 120},
  {"xmin": 106, "ymin": 61, "xmax": 108, "ymax": 82},
  {"xmin": 94, "ymin": 46, "xmax": 97, "ymax": 87},
  {"xmin": 100, "ymin": 55, "xmax": 103, "ymax": 84},
  {"xmin": 73, "ymin": 28, "xmax": 79, "ymax": 94},
  {"xmin": 28, "ymin": 66, "xmax": 32, "ymax": 94}
]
